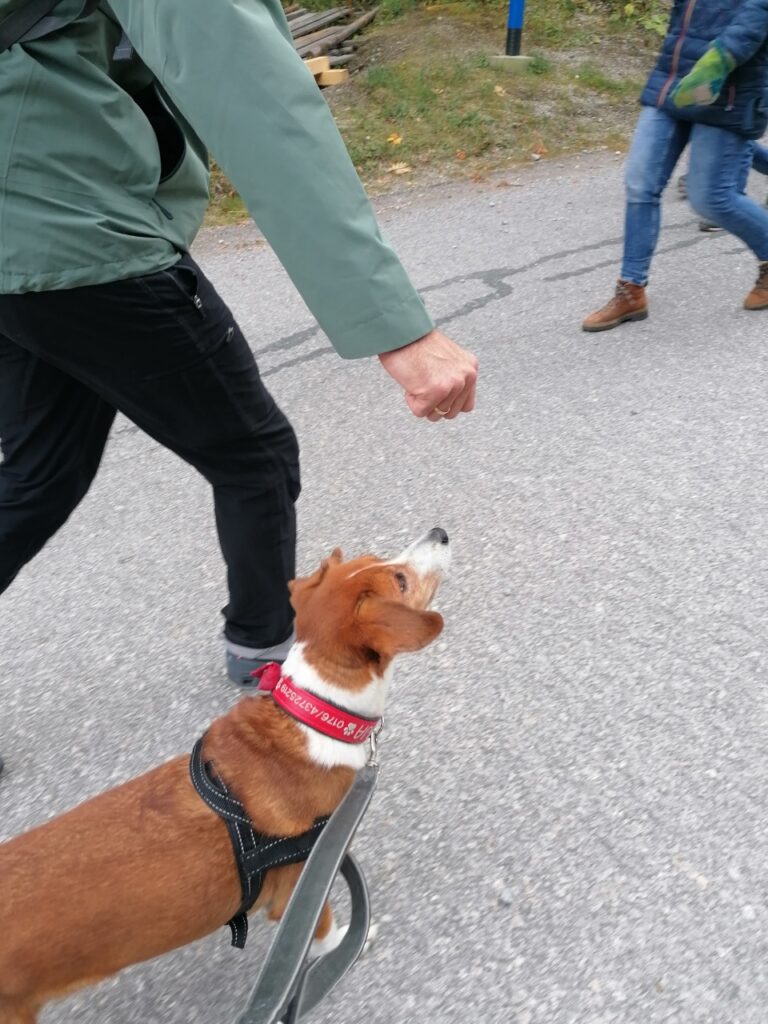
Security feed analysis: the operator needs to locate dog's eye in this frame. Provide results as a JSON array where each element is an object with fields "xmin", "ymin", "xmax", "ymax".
[{"xmin": 395, "ymin": 571, "xmax": 408, "ymax": 593}]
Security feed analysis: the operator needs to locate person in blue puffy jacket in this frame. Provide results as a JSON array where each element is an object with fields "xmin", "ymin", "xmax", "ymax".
[{"xmin": 583, "ymin": 0, "xmax": 768, "ymax": 332}]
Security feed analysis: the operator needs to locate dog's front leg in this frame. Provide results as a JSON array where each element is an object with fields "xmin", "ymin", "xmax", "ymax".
[
  {"xmin": 308, "ymin": 903, "xmax": 343, "ymax": 959},
  {"xmin": 310, "ymin": 912, "xmax": 379, "ymax": 960},
  {"xmin": 260, "ymin": 864, "xmax": 340, "ymax": 958}
]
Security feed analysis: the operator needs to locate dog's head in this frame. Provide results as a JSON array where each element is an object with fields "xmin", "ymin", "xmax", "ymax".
[{"xmin": 288, "ymin": 528, "xmax": 450, "ymax": 685}]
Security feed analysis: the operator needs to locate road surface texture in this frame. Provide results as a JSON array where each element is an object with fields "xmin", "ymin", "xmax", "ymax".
[{"xmin": 3, "ymin": 152, "xmax": 768, "ymax": 1024}]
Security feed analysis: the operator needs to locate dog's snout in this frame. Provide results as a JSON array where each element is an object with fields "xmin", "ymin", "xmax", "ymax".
[{"xmin": 396, "ymin": 528, "xmax": 451, "ymax": 578}]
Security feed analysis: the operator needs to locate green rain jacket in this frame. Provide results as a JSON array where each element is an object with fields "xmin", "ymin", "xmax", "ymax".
[{"xmin": 0, "ymin": 0, "xmax": 434, "ymax": 357}]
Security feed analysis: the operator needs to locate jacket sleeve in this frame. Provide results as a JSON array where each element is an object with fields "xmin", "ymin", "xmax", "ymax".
[
  {"xmin": 717, "ymin": 0, "xmax": 768, "ymax": 66},
  {"xmin": 106, "ymin": 0, "xmax": 434, "ymax": 359}
]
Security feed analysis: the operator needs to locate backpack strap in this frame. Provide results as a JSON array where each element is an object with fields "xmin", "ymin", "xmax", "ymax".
[{"xmin": 0, "ymin": 0, "xmax": 100, "ymax": 54}]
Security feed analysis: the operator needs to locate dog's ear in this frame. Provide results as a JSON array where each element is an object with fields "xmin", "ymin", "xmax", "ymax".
[
  {"xmin": 356, "ymin": 597, "xmax": 443, "ymax": 659},
  {"xmin": 288, "ymin": 549, "xmax": 344, "ymax": 601}
]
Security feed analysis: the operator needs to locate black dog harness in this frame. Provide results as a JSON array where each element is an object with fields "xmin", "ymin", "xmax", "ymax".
[{"xmin": 189, "ymin": 735, "xmax": 329, "ymax": 949}]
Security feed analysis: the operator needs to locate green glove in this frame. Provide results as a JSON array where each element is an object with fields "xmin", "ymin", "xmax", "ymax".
[{"xmin": 671, "ymin": 41, "xmax": 736, "ymax": 107}]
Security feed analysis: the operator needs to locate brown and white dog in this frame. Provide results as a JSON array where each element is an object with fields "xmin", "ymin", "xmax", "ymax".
[{"xmin": 0, "ymin": 528, "xmax": 450, "ymax": 1023}]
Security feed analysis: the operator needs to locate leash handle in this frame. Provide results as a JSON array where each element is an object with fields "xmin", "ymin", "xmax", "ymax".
[
  {"xmin": 284, "ymin": 853, "xmax": 371, "ymax": 1024},
  {"xmin": 235, "ymin": 764, "xmax": 379, "ymax": 1024}
]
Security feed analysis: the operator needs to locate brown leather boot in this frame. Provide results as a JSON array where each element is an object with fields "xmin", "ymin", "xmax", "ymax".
[
  {"xmin": 743, "ymin": 261, "xmax": 768, "ymax": 310},
  {"xmin": 582, "ymin": 280, "xmax": 648, "ymax": 332}
]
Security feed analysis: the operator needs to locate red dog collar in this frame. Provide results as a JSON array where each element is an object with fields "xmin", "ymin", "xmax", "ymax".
[{"xmin": 252, "ymin": 662, "xmax": 380, "ymax": 745}]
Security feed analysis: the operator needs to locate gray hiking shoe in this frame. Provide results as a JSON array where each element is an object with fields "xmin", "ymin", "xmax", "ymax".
[
  {"xmin": 226, "ymin": 631, "xmax": 295, "ymax": 687},
  {"xmin": 699, "ymin": 219, "xmax": 723, "ymax": 233},
  {"xmin": 226, "ymin": 650, "xmax": 283, "ymax": 687}
]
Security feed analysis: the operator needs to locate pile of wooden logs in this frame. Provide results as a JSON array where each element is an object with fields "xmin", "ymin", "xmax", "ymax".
[{"xmin": 286, "ymin": 4, "xmax": 379, "ymax": 86}]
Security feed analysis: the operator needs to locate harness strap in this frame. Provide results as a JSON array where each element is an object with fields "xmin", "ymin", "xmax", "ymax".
[
  {"xmin": 190, "ymin": 736, "xmax": 329, "ymax": 949},
  {"xmin": 0, "ymin": 0, "xmax": 100, "ymax": 54}
]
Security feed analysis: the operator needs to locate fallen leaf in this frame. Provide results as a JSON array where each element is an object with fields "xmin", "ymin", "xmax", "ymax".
[
  {"xmin": 456, "ymin": 149, "xmax": 466, "ymax": 161},
  {"xmin": 494, "ymin": 84, "xmax": 507, "ymax": 96},
  {"xmin": 387, "ymin": 132, "xmax": 403, "ymax": 145},
  {"xmin": 389, "ymin": 162, "xmax": 411, "ymax": 175}
]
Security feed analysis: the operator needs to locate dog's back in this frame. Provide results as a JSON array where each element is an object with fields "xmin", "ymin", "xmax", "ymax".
[{"xmin": 0, "ymin": 757, "xmax": 238, "ymax": 1013}]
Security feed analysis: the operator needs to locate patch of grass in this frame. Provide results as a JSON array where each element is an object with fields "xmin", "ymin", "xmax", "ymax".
[
  {"xmin": 467, "ymin": 51, "xmax": 491, "ymax": 70},
  {"xmin": 605, "ymin": 0, "xmax": 669, "ymax": 36},
  {"xmin": 527, "ymin": 53, "xmax": 553, "ymax": 76},
  {"xmin": 523, "ymin": 0, "xmax": 579, "ymax": 44},
  {"xmin": 325, "ymin": 3, "xmax": 652, "ymax": 189},
  {"xmin": 209, "ymin": 192, "xmax": 247, "ymax": 224},
  {"xmin": 336, "ymin": 55, "xmax": 530, "ymax": 176},
  {"xmin": 208, "ymin": 160, "xmax": 247, "ymax": 224},
  {"xmin": 378, "ymin": 0, "xmax": 422, "ymax": 20},
  {"xmin": 207, "ymin": 0, "xmax": 659, "ymax": 219},
  {"xmin": 573, "ymin": 61, "xmax": 642, "ymax": 96}
]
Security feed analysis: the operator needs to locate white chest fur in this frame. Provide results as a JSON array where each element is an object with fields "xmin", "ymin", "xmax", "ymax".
[{"xmin": 280, "ymin": 644, "xmax": 391, "ymax": 769}]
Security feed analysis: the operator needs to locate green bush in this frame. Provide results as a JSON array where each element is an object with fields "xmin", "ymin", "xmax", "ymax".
[{"xmin": 601, "ymin": 0, "xmax": 670, "ymax": 35}]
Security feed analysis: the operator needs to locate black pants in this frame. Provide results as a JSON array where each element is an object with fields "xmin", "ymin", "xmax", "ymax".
[{"xmin": 0, "ymin": 255, "xmax": 300, "ymax": 648}]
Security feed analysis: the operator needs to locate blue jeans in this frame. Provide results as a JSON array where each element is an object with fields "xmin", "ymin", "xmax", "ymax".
[
  {"xmin": 622, "ymin": 106, "xmax": 768, "ymax": 284},
  {"xmin": 751, "ymin": 140, "xmax": 768, "ymax": 176}
]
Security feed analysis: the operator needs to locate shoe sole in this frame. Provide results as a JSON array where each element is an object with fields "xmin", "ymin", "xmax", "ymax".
[
  {"xmin": 227, "ymin": 670, "xmax": 263, "ymax": 687},
  {"xmin": 226, "ymin": 650, "xmax": 282, "ymax": 687},
  {"xmin": 582, "ymin": 308, "xmax": 649, "ymax": 333},
  {"xmin": 744, "ymin": 300, "xmax": 768, "ymax": 311}
]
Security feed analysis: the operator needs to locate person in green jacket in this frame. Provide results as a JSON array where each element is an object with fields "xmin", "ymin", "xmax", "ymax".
[{"xmin": 0, "ymin": 0, "xmax": 478, "ymax": 773}]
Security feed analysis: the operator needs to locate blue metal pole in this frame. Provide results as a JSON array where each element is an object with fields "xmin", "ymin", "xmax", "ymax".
[{"xmin": 506, "ymin": 0, "xmax": 525, "ymax": 56}]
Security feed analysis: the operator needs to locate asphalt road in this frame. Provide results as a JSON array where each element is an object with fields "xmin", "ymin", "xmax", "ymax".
[{"xmin": 4, "ymin": 151, "xmax": 768, "ymax": 1024}]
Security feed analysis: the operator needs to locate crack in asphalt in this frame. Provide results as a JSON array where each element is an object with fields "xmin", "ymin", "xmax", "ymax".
[
  {"xmin": 258, "ymin": 217, "xmax": 708, "ymax": 377},
  {"xmin": 112, "ymin": 217, "xmax": 711, "ymax": 435}
]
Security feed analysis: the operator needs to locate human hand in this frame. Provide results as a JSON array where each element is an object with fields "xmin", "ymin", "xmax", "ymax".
[
  {"xmin": 377, "ymin": 329, "xmax": 478, "ymax": 421},
  {"xmin": 671, "ymin": 42, "xmax": 736, "ymax": 107}
]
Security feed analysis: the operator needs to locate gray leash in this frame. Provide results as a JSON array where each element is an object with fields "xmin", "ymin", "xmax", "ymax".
[{"xmin": 235, "ymin": 761, "xmax": 379, "ymax": 1024}]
